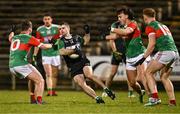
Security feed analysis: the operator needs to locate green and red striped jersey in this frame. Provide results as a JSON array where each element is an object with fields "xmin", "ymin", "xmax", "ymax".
[
  {"xmin": 9, "ymin": 34, "xmax": 42, "ymax": 68},
  {"xmin": 36, "ymin": 24, "xmax": 60, "ymax": 56},
  {"xmin": 125, "ymin": 21, "xmax": 145, "ymax": 58},
  {"xmin": 145, "ymin": 21, "xmax": 177, "ymax": 52}
]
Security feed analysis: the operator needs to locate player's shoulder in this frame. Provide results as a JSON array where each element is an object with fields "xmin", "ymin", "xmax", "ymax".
[
  {"xmin": 19, "ymin": 34, "xmax": 32, "ymax": 38},
  {"xmin": 129, "ymin": 20, "xmax": 138, "ymax": 26},
  {"xmin": 37, "ymin": 25, "xmax": 45, "ymax": 31},
  {"xmin": 148, "ymin": 21, "xmax": 159, "ymax": 27},
  {"xmin": 73, "ymin": 34, "xmax": 81, "ymax": 39},
  {"xmin": 51, "ymin": 24, "xmax": 60, "ymax": 28}
]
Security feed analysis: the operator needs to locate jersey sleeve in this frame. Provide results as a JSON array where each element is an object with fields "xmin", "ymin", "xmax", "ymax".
[
  {"xmin": 111, "ymin": 22, "xmax": 117, "ymax": 28},
  {"xmin": 28, "ymin": 36, "xmax": 42, "ymax": 47},
  {"xmin": 127, "ymin": 22, "xmax": 137, "ymax": 30},
  {"xmin": 58, "ymin": 39, "xmax": 65, "ymax": 49},
  {"xmin": 36, "ymin": 31, "xmax": 44, "ymax": 42},
  {"xmin": 145, "ymin": 26, "xmax": 156, "ymax": 36},
  {"xmin": 53, "ymin": 28, "xmax": 61, "ymax": 39}
]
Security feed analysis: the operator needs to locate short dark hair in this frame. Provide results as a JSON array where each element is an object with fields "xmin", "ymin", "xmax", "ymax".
[
  {"xmin": 21, "ymin": 20, "xmax": 32, "ymax": 31},
  {"xmin": 44, "ymin": 13, "xmax": 52, "ymax": 17},
  {"xmin": 143, "ymin": 8, "xmax": 156, "ymax": 18},
  {"xmin": 116, "ymin": 6, "xmax": 135, "ymax": 20}
]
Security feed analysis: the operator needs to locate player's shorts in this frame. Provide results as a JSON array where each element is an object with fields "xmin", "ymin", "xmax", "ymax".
[
  {"xmin": 153, "ymin": 51, "xmax": 179, "ymax": 68},
  {"xmin": 69, "ymin": 58, "xmax": 90, "ymax": 77},
  {"xmin": 10, "ymin": 64, "xmax": 35, "ymax": 79},
  {"xmin": 126, "ymin": 53, "xmax": 151, "ymax": 70},
  {"xmin": 42, "ymin": 55, "xmax": 61, "ymax": 67},
  {"xmin": 111, "ymin": 54, "xmax": 126, "ymax": 65}
]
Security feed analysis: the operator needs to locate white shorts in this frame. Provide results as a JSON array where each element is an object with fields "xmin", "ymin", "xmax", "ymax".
[
  {"xmin": 42, "ymin": 55, "xmax": 61, "ymax": 67},
  {"xmin": 126, "ymin": 54, "xmax": 151, "ymax": 70},
  {"xmin": 10, "ymin": 64, "xmax": 35, "ymax": 79},
  {"xmin": 153, "ymin": 51, "xmax": 179, "ymax": 67}
]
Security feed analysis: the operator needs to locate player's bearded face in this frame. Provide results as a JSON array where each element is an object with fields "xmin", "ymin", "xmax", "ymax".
[
  {"xmin": 118, "ymin": 13, "xmax": 127, "ymax": 25},
  {"xmin": 43, "ymin": 16, "xmax": 52, "ymax": 27}
]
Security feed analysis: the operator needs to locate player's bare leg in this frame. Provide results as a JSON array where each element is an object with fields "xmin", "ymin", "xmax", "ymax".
[
  {"xmin": 43, "ymin": 64, "xmax": 53, "ymax": 96},
  {"xmin": 144, "ymin": 60, "xmax": 163, "ymax": 106},
  {"xmin": 105, "ymin": 65, "xmax": 118, "ymax": 88},
  {"xmin": 127, "ymin": 80, "xmax": 135, "ymax": 103},
  {"xmin": 28, "ymin": 79, "xmax": 36, "ymax": 104},
  {"xmin": 52, "ymin": 65, "xmax": 59, "ymax": 96},
  {"xmin": 127, "ymin": 80, "xmax": 135, "ymax": 98},
  {"xmin": 73, "ymin": 74, "xmax": 105, "ymax": 104},
  {"xmin": 137, "ymin": 64, "xmax": 151, "ymax": 96},
  {"xmin": 126, "ymin": 69, "xmax": 144, "ymax": 103},
  {"xmin": 83, "ymin": 66, "xmax": 115, "ymax": 100},
  {"xmin": 27, "ymin": 67, "xmax": 45, "ymax": 104},
  {"xmin": 102, "ymin": 65, "xmax": 118, "ymax": 97},
  {"xmin": 160, "ymin": 67, "xmax": 176, "ymax": 106}
]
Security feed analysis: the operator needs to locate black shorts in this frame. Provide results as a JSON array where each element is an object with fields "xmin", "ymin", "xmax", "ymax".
[
  {"xmin": 111, "ymin": 54, "xmax": 126, "ymax": 65},
  {"xmin": 69, "ymin": 58, "xmax": 90, "ymax": 77}
]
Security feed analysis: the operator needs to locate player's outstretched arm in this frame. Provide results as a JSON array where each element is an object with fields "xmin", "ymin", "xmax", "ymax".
[
  {"xmin": 83, "ymin": 24, "xmax": 90, "ymax": 45},
  {"xmin": 111, "ymin": 27, "xmax": 133, "ymax": 36},
  {"xmin": 83, "ymin": 34, "xmax": 90, "ymax": 45},
  {"xmin": 143, "ymin": 33, "xmax": 156, "ymax": 58},
  {"xmin": 39, "ymin": 43, "xmax": 52, "ymax": 49},
  {"xmin": 59, "ymin": 48, "xmax": 75, "ymax": 55},
  {"xmin": 8, "ymin": 32, "xmax": 14, "ymax": 42},
  {"xmin": 105, "ymin": 33, "xmax": 118, "ymax": 40}
]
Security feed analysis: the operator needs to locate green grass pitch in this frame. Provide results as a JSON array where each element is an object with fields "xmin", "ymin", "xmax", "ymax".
[{"xmin": 0, "ymin": 90, "xmax": 180, "ymax": 114}]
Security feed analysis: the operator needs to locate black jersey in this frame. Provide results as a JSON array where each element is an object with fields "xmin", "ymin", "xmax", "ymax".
[
  {"xmin": 58, "ymin": 34, "xmax": 88, "ymax": 68},
  {"xmin": 111, "ymin": 22, "xmax": 126, "ymax": 54}
]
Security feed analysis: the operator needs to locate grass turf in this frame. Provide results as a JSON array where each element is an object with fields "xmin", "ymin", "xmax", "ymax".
[{"xmin": 0, "ymin": 90, "xmax": 180, "ymax": 114}]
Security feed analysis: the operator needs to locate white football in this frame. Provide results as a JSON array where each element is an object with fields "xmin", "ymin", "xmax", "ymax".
[{"xmin": 69, "ymin": 54, "xmax": 79, "ymax": 59}]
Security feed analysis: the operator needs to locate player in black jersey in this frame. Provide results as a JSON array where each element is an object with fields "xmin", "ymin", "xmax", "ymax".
[
  {"xmin": 54, "ymin": 22, "xmax": 115, "ymax": 104},
  {"xmin": 102, "ymin": 21, "xmax": 135, "ymax": 98}
]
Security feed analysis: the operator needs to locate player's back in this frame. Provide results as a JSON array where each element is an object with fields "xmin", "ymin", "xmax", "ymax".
[
  {"xmin": 146, "ymin": 21, "xmax": 178, "ymax": 51},
  {"xmin": 9, "ymin": 34, "xmax": 32, "ymax": 68}
]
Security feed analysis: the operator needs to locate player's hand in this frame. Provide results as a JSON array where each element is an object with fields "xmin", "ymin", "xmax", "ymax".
[
  {"xmin": 52, "ymin": 44, "xmax": 58, "ymax": 50},
  {"xmin": 10, "ymin": 25, "xmax": 16, "ymax": 33},
  {"xmin": 83, "ymin": 24, "xmax": 90, "ymax": 34},
  {"xmin": 48, "ymin": 39, "xmax": 57, "ymax": 45},
  {"xmin": 111, "ymin": 27, "xmax": 116, "ymax": 32},
  {"xmin": 106, "ymin": 34, "xmax": 118, "ymax": 40},
  {"xmin": 133, "ymin": 57, "xmax": 146, "ymax": 66},
  {"xmin": 32, "ymin": 55, "xmax": 38, "ymax": 66},
  {"xmin": 113, "ymin": 51, "xmax": 123, "ymax": 61},
  {"xmin": 114, "ymin": 21, "xmax": 120, "ymax": 28}
]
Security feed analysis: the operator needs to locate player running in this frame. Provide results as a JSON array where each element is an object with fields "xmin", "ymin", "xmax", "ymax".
[
  {"xmin": 135, "ymin": 8, "xmax": 179, "ymax": 106},
  {"xmin": 34, "ymin": 13, "xmax": 61, "ymax": 96},
  {"xmin": 54, "ymin": 22, "xmax": 115, "ymax": 104},
  {"xmin": 9, "ymin": 20, "xmax": 52, "ymax": 104},
  {"xmin": 102, "ymin": 21, "xmax": 135, "ymax": 98},
  {"xmin": 106, "ymin": 6, "xmax": 150, "ymax": 103}
]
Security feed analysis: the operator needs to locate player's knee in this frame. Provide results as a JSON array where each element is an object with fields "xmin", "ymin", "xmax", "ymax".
[
  {"xmin": 46, "ymin": 74, "xmax": 51, "ymax": 77},
  {"xmin": 145, "ymin": 69, "xmax": 152, "ymax": 77},
  {"xmin": 160, "ymin": 76, "xmax": 168, "ymax": 82},
  {"xmin": 129, "ymin": 80, "xmax": 136, "ymax": 87},
  {"xmin": 35, "ymin": 78, "xmax": 44, "ymax": 86},
  {"xmin": 40, "ymin": 78, "xmax": 45, "ymax": 84},
  {"xmin": 85, "ymin": 74, "xmax": 93, "ymax": 80},
  {"xmin": 75, "ymin": 80, "xmax": 84, "ymax": 87}
]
